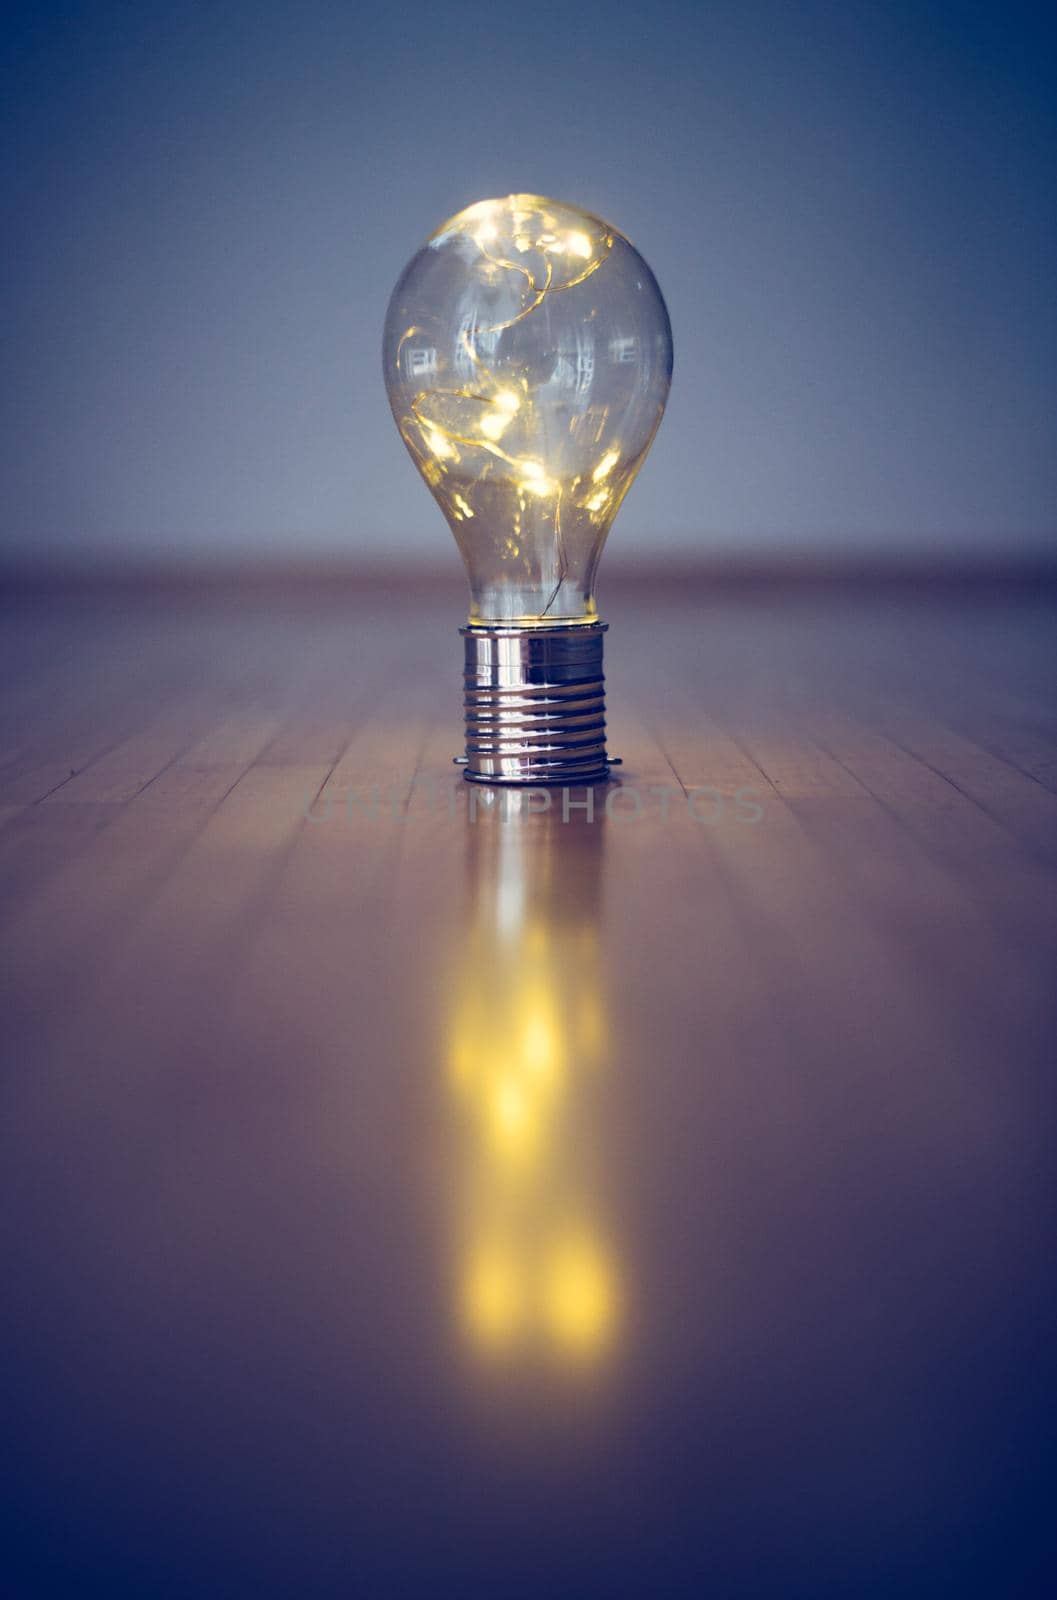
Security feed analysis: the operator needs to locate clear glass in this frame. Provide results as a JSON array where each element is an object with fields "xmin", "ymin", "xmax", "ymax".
[{"xmin": 384, "ymin": 195, "xmax": 673, "ymax": 626}]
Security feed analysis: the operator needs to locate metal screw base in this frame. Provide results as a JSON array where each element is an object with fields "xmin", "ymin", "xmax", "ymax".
[{"xmin": 460, "ymin": 622, "xmax": 610, "ymax": 786}]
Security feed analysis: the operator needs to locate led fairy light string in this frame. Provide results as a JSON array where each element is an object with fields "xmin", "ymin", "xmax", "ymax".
[
  {"xmin": 398, "ymin": 217, "xmax": 621, "ymax": 611},
  {"xmin": 383, "ymin": 194, "xmax": 672, "ymax": 783}
]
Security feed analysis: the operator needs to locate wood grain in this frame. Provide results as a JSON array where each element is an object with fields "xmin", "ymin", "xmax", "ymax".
[{"xmin": 1, "ymin": 581, "xmax": 1055, "ymax": 1597}]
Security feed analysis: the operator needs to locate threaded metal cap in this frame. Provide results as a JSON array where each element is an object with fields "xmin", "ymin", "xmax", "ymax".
[{"xmin": 460, "ymin": 622, "xmax": 609, "ymax": 785}]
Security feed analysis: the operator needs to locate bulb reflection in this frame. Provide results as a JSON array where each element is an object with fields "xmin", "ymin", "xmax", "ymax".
[{"xmin": 446, "ymin": 794, "xmax": 619, "ymax": 1368}]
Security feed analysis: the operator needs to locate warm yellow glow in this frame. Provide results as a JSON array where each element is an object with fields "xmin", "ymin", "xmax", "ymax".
[
  {"xmin": 584, "ymin": 489, "xmax": 610, "ymax": 514},
  {"xmin": 386, "ymin": 194, "xmax": 671, "ymax": 625},
  {"xmin": 462, "ymin": 199, "xmax": 499, "ymax": 225},
  {"xmin": 487, "ymin": 1073, "xmax": 537, "ymax": 1158},
  {"xmin": 425, "ymin": 426, "xmax": 454, "ymax": 460},
  {"xmin": 519, "ymin": 1007, "xmax": 560, "ymax": 1086},
  {"xmin": 479, "ymin": 410, "xmax": 511, "ymax": 441},
  {"xmin": 442, "ymin": 795, "xmax": 622, "ymax": 1373},
  {"xmin": 479, "ymin": 390, "xmax": 520, "ymax": 442},
  {"xmin": 462, "ymin": 1244, "xmax": 524, "ymax": 1350},
  {"xmin": 543, "ymin": 1233, "xmax": 617, "ymax": 1356},
  {"xmin": 517, "ymin": 460, "xmax": 554, "ymax": 497}
]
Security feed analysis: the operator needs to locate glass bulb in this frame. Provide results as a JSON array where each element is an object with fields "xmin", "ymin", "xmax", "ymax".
[
  {"xmin": 383, "ymin": 195, "xmax": 673, "ymax": 626},
  {"xmin": 383, "ymin": 195, "xmax": 673, "ymax": 785}
]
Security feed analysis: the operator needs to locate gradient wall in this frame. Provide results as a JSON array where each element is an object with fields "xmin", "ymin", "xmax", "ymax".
[{"xmin": 2, "ymin": 0, "xmax": 1054, "ymax": 568}]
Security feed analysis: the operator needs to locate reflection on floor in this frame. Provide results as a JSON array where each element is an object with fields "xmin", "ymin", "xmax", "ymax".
[{"xmin": 449, "ymin": 796, "xmax": 617, "ymax": 1366}]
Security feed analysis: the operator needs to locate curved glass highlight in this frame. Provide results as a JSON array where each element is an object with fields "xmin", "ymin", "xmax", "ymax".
[{"xmin": 383, "ymin": 195, "xmax": 673, "ymax": 626}]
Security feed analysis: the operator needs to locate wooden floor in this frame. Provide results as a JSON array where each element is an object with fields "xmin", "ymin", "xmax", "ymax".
[{"xmin": 2, "ymin": 577, "xmax": 1056, "ymax": 1596}]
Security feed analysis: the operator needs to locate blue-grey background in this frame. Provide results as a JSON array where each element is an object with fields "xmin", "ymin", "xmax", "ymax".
[{"xmin": 2, "ymin": 0, "xmax": 1054, "ymax": 570}]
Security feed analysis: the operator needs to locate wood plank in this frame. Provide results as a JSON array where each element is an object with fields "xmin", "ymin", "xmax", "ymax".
[
  {"xmin": 865, "ymin": 696, "xmax": 1057, "ymax": 853},
  {"xmin": 2, "ymin": 585, "xmax": 1056, "ymax": 1600}
]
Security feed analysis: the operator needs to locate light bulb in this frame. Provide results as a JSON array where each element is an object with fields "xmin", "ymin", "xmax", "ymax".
[{"xmin": 384, "ymin": 194, "xmax": 673, "ymax": 785}]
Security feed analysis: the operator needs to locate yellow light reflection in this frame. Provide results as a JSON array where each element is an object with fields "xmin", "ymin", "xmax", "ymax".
[
  {"xmin": 462, "ymin": 1243, "xmax": 525, "ymax": 1351},
  {"xmin": 542, "ymin": 1232, "xmax": 618, "ymax": 1358},
  {"xmin": 445, "ymin": 800, "xmax": 621, "ymax": 1371},
  {"xmin": 487, "ymin": 1073, "xmax": 539, "ymax": 1162},
  {"xmin": 519, "ymin": 1005, "xmax": 560, "ymax": 1087}
]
